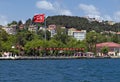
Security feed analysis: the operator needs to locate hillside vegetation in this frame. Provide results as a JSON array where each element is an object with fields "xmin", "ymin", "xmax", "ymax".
[{"xmin": 46, "ymin": 15, "xmax": 120, "ymax": 32}]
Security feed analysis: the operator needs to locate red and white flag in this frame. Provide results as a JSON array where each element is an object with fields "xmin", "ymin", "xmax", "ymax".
[{"xmin": 33, "ymin": 14, "xmax": 45, "ymax": 23}]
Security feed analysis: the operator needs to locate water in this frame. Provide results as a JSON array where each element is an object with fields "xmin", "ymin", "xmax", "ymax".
[{"xmin": 0, "ymin": 59, "xmax": 120, "ymax": 82}]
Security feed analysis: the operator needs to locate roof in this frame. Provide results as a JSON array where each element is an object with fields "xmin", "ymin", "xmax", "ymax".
[
  {"xmin": 116, "ymin": 32, "xmax": 120, "ymax": 34},
  {"xmin": 68, "ymin": 28, "xmax": 77, "ymax": 31},
  {"xmin": 96, "ymin": 42, "xmax": 120, "ymax": 48}
]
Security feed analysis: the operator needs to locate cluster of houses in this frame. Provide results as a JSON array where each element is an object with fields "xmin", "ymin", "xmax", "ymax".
[{"xmin": 2, "ymin": 24, "xmax": 87, "ymax": 41}]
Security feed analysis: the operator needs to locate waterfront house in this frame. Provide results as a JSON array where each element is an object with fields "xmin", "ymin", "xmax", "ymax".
[{"xmin": 96, "ymin": 42, "xmax": 120, "ymax": 56}]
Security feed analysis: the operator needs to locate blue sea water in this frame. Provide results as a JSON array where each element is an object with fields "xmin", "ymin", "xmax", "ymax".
[{"xmin": 0, "ymin": 59, "xmax": 120, "ymax": 82}]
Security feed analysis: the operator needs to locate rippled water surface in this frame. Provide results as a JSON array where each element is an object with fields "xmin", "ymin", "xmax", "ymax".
[{"xmin": 0, "ymin": 59, "xmax": 120, "ymax": 82}]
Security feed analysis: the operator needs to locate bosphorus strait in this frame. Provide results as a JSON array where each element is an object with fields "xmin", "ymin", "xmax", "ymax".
[{"xmin": 0, "ymin": 59, "xmax": 120, "ymax": 82}]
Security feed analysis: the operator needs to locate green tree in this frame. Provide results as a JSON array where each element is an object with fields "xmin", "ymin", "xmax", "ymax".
[
  {"xmin": 24, "ymin": 39, "xmax": 44, "ymax": 56},
  {"xmin": 101, "ymin": 46, "xmax": 109, "ymax": 55},
  {"xmin": 8, "ymin": 21, "xmax": 17, "ymax": 26},
  {"xmin": 111, "ymin": 34, "xmax": 119, "ymax": 43},
  {"xmin": 0, "ymin": 29, "xmax": 9, "ymax": 51},
  {"xmin": 37, "ymin": 30, "xmax": 51, "ymax": 40},
  {"xmin": 18, "ymin": 20, "xmax": 23, "ymax": 26},
  {"xmin": 86, "ymin": 31, "xmax": 99, "ymax": 54},
  {"xmin": 25, "ymin": 18, "xmax": 32, "ymax": 29},
  {"xmin": 53, "ymin": 27, "xmax": 69, "ymax": 44},
  {"xmin": 15, "ymin": 32, "xmax": 26, "ymax": 46}
]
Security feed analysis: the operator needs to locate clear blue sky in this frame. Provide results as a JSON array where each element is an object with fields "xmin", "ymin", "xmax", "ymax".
[{"xmin": 0, "ymin": 0, "xmax": 120, "ymax": 25}]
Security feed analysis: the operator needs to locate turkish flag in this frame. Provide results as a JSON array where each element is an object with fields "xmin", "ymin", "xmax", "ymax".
[{"xmin": 33, "ymin": 14, "xmax": 45, "ymax": 23}]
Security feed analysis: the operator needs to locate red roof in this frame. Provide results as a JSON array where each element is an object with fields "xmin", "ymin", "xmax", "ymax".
[
  {"xmin": 96, "ymin": 42, "xmax": 120, "ymax": 48},
  {"xmin": 117, "ymin": 32, "xmax": 120, "ymax": 34}
]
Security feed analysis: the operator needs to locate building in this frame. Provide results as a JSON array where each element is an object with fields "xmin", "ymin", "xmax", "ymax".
[
  {"xmin": 68, "ymin": 28, "xmax": 86, "ymax": 41},
  {"xmin": 96, "ymin": 42, "xmax": 120, "ymax": 56},
  {"xmin": 28, "ymin": 25, "xmax": 38, "ymax": 32},
  {"xmin": 2, "ymin": 25, "xmax": 17, "ymax": 35},
  {"xmin": 73, "ymin": 30, "xmax": 86, "ymax": 41},
  {"xmin": 107, "ymin": 21, "xmax": 115, "ymax": 25},
  {"xmin": 47, "ymin": 24, "xmax": 56, "ymax": 37},
  {"xmin": 68, "ymin": 28, "xmax": 77, "ymax": 36},
  {"xmin": 84, "ymin": 16, "xmax": 101, "ymax": 22},
  {"xmin": 19, "ymin": 24, "xmax": 26, "ymax": 30}
]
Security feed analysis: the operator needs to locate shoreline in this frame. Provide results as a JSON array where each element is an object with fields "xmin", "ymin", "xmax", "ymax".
[{"xmin": 0, "ymin": 56, "xmax": 120, "ymax": 60}]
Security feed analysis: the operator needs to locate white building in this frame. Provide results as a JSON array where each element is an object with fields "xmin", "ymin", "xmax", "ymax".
[
  {"xmin": 2, "ymin": 25, "xmax": 17, "ymax": 35},
  {"xmin": 73, "ymin": 30, "xmax": 86, "ymax": 41},
  {"xmin": 47, "ymin": 25, "xmax": 56, "ymax": 37},
  {"xmin": 28, "ymin": 25, "xmax": 38, "ymax": 32},
  {"xmin": 68, "ymin": 28, "xmax": 86, "ymax": 41}
]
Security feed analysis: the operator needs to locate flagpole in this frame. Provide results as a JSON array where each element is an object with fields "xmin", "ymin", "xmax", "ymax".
[
  {"xmin": 44, "ymin": 16, "xmax": 46, "ymax": 41},
  {"xmin": 44, "ymin": 15, "xmax": 47, "ymax": 56}
]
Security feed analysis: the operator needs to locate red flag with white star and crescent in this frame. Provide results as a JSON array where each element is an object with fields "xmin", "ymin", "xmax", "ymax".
[{"xmin": 33, "ymin": 14, "xmax": 45, "ymax": 23}]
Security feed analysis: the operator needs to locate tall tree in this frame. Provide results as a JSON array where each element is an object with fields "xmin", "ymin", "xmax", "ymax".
[
  {"xmin": 86, "ymin": 31, "xmax": 98, "ymax": 53},
  {"xmin": 18, "ymin": 20, "xmax": 23, "ymax": 26},
  {"xmin": 53, "ymin": 27, "xmax": 69, "ymax": 44},
  {"xmin": 25, "ymin": 18, "xmax": 32, "ymax": 29},
  {"xmin": 8, "ymin": 21, "xmax": 17, "ymax": 26}
]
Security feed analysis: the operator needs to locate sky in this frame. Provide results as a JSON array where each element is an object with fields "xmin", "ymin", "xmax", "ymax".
[{"xmin": 0, "ymin": 0, "xmax": 120, "ymax": 26}]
